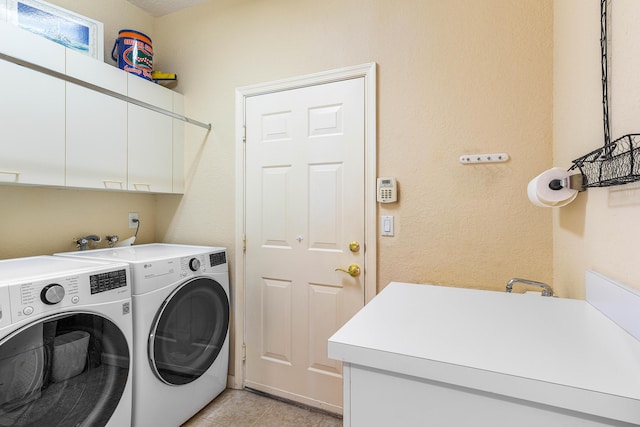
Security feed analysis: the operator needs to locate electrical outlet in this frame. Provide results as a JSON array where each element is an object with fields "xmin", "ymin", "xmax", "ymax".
[{"xmin": 128, "ymin": 212, "xmax": 139, "ymax": 229}]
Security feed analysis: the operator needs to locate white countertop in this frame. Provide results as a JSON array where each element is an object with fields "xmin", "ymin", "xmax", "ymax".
[{"xmin": 328, "ymin": 282, "xmax": 640, "ymax": 424}]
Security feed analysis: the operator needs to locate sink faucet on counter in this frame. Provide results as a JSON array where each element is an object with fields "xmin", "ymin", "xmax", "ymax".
[{"xmin": 506, "ymin": 278, "xmax": 554, "ymax": 296}]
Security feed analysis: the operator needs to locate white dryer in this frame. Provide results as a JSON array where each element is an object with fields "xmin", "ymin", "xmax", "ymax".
[
  {"xmin": 0, "ymin": 256, "xmax": 133, "ymax": 427},
  {"xmin": 56, "ymin": 244, "xmax": 230, "ymax": 427}
]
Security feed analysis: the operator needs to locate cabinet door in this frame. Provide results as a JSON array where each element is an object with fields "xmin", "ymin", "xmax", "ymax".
[
  {"xmin": 0, "ymin": 59, "xmax": 65, "ymax": 186},
  {"xmin": 0, "ymin": 23, "xmax": 65, "ymax": 186},
  {"xmin": 127, "ymin": 75, "xmax": 173, "ymax": 193},
  {"xmin": 66, "ymin": 50, "xmax": 128, "ymax": 189}
]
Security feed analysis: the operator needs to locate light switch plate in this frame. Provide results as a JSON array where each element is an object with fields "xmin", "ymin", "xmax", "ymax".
[{"xmin": 381, "ymin": 215, "xmax": 394, "ymax": 236}]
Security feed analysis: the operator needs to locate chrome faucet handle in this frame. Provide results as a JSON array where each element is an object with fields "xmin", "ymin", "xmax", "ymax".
[
  {"xmin": 73, "ymin": 235, "xmax": 102, "ymax": 251},
  {"xmin": 106, "ymin": 235, "xmax": 119, "ymax": 248},
  {"xmin": 506, "ymin": 278, "xmax": 554, "ymax": 297}
]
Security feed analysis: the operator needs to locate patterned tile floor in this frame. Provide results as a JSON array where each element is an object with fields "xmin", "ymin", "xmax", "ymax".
[{"xmin": 181, "ymin": 389, "xmax": 343, "ymax": 427}]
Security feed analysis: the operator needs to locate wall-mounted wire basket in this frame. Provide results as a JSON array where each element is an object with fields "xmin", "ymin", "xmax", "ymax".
[
  {"xmin": 564, "ymin": 1, "xmax": 640, "ymax": 190},
  {"xmin": 569, "ymin": 133, "xmax": 640, "ymax": 188}
]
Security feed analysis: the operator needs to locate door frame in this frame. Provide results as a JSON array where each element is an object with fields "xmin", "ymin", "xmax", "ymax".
[{"xmin": 232, "ymin": 63, "xmax": 377, "ymax": 388}]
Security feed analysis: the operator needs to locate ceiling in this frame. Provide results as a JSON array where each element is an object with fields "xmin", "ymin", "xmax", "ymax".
[{"xmin": 126, "ymin": 0, "xmax": 209, "ymax": 17}]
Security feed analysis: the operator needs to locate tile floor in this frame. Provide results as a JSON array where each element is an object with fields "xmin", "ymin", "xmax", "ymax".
[{"xmin": 181, "ymin": 389, "xmax": 343, "ymax": 427}]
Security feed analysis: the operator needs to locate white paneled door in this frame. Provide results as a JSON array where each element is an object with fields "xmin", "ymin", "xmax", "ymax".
[{"xmin": 244, "ymin": 77, "xmax": 366, "ymax": 413}]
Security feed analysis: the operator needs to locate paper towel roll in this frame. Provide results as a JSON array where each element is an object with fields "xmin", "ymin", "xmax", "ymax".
[{"xmin": 527, "ymin": 167, "xmax": 578, "ymax": 208}]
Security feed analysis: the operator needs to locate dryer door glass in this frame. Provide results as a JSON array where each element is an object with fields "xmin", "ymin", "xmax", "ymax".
[
  {"xmin": 0, "ymin": 312, "xmax": 130, "ymax": 426},
  {"xmin": 150, "ymin": 277, "xmax": 230, "ymax": 385}
]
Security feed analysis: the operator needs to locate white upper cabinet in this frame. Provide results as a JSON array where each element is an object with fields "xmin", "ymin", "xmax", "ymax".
[
  {"xmin": 65, "ymin": 49, "xmax": 128, "ymax": 190},
  {"xmin": 0, "ymin": 24, "xmax": 65, "ymax": 186},
  {"xmin": 0, "ymin": 23, "xmax": 65, "ymax": 72},
  {"xmin": 0, "ymin": 21, "xmax": 187, "ymax": 194},
  {"xmin": 127, "ymin": 74, "xmax": 174, "ymax": 193}
]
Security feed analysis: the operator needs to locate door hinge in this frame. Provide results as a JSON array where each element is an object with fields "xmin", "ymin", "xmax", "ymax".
[
  {"xmin": 242, "ymin": 343, "xmax": 247, "ymax": 361},
  {"xmin": 242, "ymin": 234, "xmax": 246, "ymax": 252},
  {"xmin": 242, "ymin": 126, "xmax": 246, "ymax": 143}
]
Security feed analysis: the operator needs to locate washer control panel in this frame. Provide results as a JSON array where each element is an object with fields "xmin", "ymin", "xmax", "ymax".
[{"xmin": 7, "ymin": 267, "xmax": 129, "ymax": 322}]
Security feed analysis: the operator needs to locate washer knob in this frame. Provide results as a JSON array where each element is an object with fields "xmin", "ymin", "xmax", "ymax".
[
  {"xmin": 41, "ymin": 284, "xmax": 65, "ymax": 305},
  {"xmin": 188, "ymin": 258, "xmax": 201, "ymax": 272}
]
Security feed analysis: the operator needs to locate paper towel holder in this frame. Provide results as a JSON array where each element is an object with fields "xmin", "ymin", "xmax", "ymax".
[{"xmin": 548, "ymin": 174, "xmax": 585, "ymax": 192}]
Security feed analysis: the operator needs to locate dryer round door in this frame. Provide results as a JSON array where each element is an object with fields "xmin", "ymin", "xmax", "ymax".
[
  {"xmin": 0, "ymin": 312, "xmax": 130, "ymax": 427},
  {"xmin": 149, "ymin": 276, "xmax": 229, "ymax": 385}
]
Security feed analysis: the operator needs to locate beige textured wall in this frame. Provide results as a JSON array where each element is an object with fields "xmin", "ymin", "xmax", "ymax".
[
  {"xmin": 0, "ymin": 0, "xmax": 553, "ymax": 390},
  {"xmin": 152, "ymin": 0, "xmax": 554, "ymax": 293},
  {"xmin": 0, "ymin": 186, "xmax": 158, "ymax": 258},
  {"xmin": 554, "ymin": 0, "xmax": 640, "ymax": 297}
]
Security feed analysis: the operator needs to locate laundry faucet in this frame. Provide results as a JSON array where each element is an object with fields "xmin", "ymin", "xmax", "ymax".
[
  {"xmin": 106, "ymin": 235, "xmax": 119, "ymax": 248},
  {"xmin": 505, "ymin": 278, "xmax": 554, "ymax": 297},
  {"xmin": 74, "ymin": 235, "xmax": 101, "ymax": 251}
]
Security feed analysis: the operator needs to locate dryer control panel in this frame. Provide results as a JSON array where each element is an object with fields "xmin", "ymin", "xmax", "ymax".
[
  {"xmin": 180, "ymin": 256, "xmax": 205, "ymax": 277},
  {"xmin": 178, "ymin": 250, "xmax": 227, "ymax": 278},
  {"xmin": 127, "ymin": 249, "xmax": 229, "ymax": 295}
]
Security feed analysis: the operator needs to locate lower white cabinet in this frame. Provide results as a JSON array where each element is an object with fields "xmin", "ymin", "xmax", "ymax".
[
  {"xmin": 344, "ymin": 364, "xmax": 626, "ymax": 427},
  {"xmin": 0, "ymin": 59, "xmax": 65, "ymax": 186}
]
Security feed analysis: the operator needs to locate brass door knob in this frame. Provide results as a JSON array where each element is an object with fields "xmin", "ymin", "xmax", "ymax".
[
  {"xmin": 335, "ymin": 264, "xmax": 361, "ymax": 277},
  {"xmin": 349, "ymin": 241, "xmax": 360, "ymax": 253}
]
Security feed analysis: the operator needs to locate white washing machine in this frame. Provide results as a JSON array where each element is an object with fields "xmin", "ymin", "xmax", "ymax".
[
  {"xmin": 0, "ymin": 256, "xmax": 133, "ymax": 427},
  {"xmin": 56, "ymin": 244, "xmax": 230, "ymax": 427}
]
